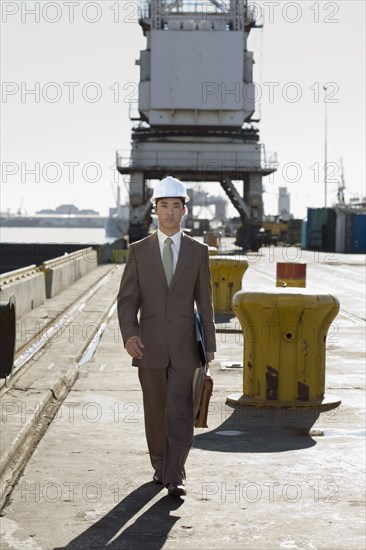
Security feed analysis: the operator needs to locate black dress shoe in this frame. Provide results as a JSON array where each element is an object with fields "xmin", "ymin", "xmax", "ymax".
[
  {"xmin": 153, "ymin": 472, "xmax": 163, "ymax": 484},
  {"xmin": 167, "ymin": 483, "xmax": 187, "ymax": 497}
]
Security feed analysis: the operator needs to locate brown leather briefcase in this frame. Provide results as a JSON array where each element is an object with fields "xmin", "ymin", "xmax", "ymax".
[
  {"xmin": 193, "ymin": 310, "xmax": 213, "ymax": 428},
  {"xmin": 193, "ymin": 363, "xmax": 213, "ymax": 428}
]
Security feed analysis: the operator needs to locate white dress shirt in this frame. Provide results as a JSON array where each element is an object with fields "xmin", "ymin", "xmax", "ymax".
[{"xmin": 157, "ymin": 228, "xmax": 182, "ymax": 271}]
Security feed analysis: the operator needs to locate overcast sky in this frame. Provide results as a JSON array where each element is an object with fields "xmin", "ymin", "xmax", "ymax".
[{"xmin": 1, "ymin": 0, "xmax": 365, "ymax": 218}]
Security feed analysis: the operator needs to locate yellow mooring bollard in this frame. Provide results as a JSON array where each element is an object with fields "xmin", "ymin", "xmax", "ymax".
[
  {"xmin": 210, "ymin": 257, "xmax": 249, "ymax": 313},
  {"xmin": 208, "ymin": 247, "xmax": 218, "ymax": 256},
  {"xmin": 227, "ymin": 291, "xmax": 341, "ymax": 429},
  {"xmin": 111, "ymin": 249, "xmax": 129, "ymax": 264}
]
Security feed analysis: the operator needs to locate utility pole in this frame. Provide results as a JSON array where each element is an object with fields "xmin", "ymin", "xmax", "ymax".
[{"xmin": 323, "ymin": 85, "xmax": 328, "ymax": 208}]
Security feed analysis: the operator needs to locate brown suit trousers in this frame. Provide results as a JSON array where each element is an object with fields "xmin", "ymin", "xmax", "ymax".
[{"xmin": 138, "ymin": 365, "xmax": 196, "ymax": 485}]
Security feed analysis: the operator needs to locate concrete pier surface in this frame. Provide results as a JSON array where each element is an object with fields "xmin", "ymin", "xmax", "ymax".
[{"xmin": 0, "ymin": 244, "xmax": 365, "ymax": 550}]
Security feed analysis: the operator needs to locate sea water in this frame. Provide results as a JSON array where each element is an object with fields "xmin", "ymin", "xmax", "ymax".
[{"xmin": 0, "ymin": 227, "xmax": 112, "ymax": 244}]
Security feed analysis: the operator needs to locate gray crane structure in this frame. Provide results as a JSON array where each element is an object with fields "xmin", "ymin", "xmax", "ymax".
[{"xmin": 116, "ymin": 0, "xmax": 277, "ymax": 249}]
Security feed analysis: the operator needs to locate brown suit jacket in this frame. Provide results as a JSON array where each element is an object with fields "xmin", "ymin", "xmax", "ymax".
[{"xmin": 117, "ymin": 231, "xmax": 216, "ymax": 369}]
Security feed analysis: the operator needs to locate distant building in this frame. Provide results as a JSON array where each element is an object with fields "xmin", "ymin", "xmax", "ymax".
[
  {"xmin": 79, "ymin": 209, "xmax": 99, "ymax": 215},
  {"xmin": 36, "ymin": 209, "xmax": 55, "ymax": 214},
  {"xmin": 278, "ymin": 187, "xmax": 291, "ymax": 221},
  {"xmin": 55, "ymin": 204, "xmax": 79, "ymax": 215},
  {"xmin": 36, "ymin": 205, "xmax": 100, "ymax": 216}
]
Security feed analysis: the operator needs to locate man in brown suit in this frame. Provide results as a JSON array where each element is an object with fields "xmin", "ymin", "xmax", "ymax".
[{"xmin": 117, "ymin": 176, "xmax": 216, "ymax": 497}]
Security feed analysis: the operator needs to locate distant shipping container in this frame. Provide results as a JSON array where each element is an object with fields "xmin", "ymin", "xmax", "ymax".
[
  {"xmin": 287, "ymin": 219, "xmax": 302, "ymax": 245},
  {"xmin": 346, "ymin": 213, "xmax": 366, "ymax": 253},
  {"xmin": 306, "ymin": 208, "xmax": 336, "ymax": 252},
  {"xmin": 330, "ymin": 208, "xmax": 366, "ymax": 254},
  {"xmin": 335, "ymin": 209, "xmax": 347, "ymax": 253},
  {"xmin": 301, "ymin": 220, "xmax": 307, "ymax": 249}
]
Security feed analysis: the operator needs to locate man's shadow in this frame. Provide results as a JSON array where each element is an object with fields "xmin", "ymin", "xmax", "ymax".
[
  {"xmin": 193, "ymin": 406, "xmax": 319, "ymax": 453},
  {"xmin": 55, "ymin": 483, "xmax": 183, "ymax": 550},
  {"xmin": 55, "ymin": 413, "xmax": 317, "ymax": 549}
]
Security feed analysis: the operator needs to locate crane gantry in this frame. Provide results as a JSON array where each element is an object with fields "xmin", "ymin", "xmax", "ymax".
[{"xmin": 117, "ymin": 0, "xmax": 277, "ymax": 249}]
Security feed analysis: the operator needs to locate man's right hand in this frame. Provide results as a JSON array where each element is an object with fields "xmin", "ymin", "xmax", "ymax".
[{"xmin": 125, "ymin": 336, "xmax": 144, "ymax": 359}]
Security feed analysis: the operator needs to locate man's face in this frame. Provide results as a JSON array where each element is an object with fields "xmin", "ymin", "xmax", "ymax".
[{"xmin": 155, "ymin": 197, "xmax": 186, "ymax": 235}]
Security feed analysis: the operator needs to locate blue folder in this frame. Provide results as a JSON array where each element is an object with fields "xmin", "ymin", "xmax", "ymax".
[{"xmin": 194, "ymin": 311, "xmax": 207, "ymax": 366}]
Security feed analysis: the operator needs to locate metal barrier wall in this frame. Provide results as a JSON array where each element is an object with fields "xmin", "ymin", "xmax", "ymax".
[
  {"xmin": 0, "ymin": 265, "xmax": 46, "ymax": 319},
  {"xmin": 0, "ymin": 248, "xmax": 99, "ymax": 320},
  {"xmin": 41, "ymin": 248, "xmax": 98, "ymax": 298}
]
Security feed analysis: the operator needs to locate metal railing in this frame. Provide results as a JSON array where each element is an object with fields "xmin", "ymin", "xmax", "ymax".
[
  {"xmin": 138, "ymin": 0, "xmax": 254, "ymax": 17},
  {"xmin": 116, "ymin": 147, "xmax": 277, "ymax": 173},
  {"xmin": 138, "ymin": 1, "xmax": 261, "ymax": 27}
]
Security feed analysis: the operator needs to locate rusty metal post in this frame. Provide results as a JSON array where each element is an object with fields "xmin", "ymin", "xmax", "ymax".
[{"xmin": 276, "ymin": 262, "xmax": 306, "ymax": 287}]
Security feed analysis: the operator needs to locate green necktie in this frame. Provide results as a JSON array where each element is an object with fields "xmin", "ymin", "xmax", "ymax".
[{"xmin": 162, "ymin": 237, "xmax": 174, "ymax": 287}]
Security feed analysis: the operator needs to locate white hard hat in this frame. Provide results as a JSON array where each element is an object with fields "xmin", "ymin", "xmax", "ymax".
[{"xmin": 151, "ymin": 176, "xmax": 190, "ymax": 203}]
